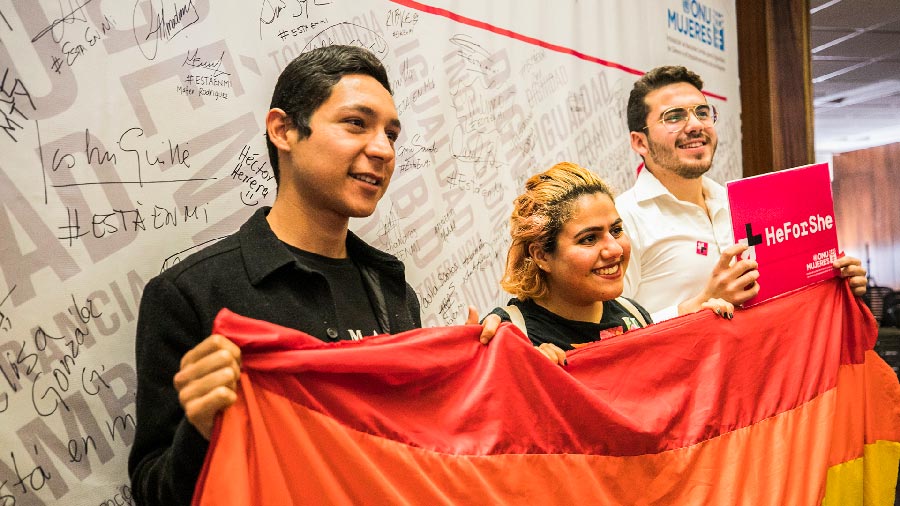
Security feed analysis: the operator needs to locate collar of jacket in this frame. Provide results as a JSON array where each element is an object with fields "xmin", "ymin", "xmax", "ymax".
[{"xmin": 239, "ymin": 206, "xmax": 407, "ymax": 286}]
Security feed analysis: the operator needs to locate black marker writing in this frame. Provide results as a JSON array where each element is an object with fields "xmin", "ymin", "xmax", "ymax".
[
  {"xmin": 57, "ymin": 202, "xmax": 210, "ymax": 245},
  {"xmin": 58, "ymin": 207, "xmax": 89, "ymax": 246},
  {"xmin": 98, "ymin": 484, "xmax": 134, "ymax": 506},
  {"xmin": 0, "ymin": 285, "xmax": 14, "ymax": 333},
  {"xmin": 4, "ymin": 341, "xmax": 39, "ymax": 390},
  {"xmin": 41, "ymin": 125, "xmax": 203, "ymax": 189},
  {"xmin": 0, "ymin": 68, "xmax": 36, "ymax": 142},
  {"xmin": 105, "ymin": 413, "xmax": 136, "ymax": 442},
  {"xmin": 8, "ymin": 448, "xmax": 51, "ymax": 494},
  {"xmin": 146, "ymin": 0, "xmax": 198, "ymax": 42},
  {"xmin": 31, "ymin": 369, "xmax": 72, "ymax": 416},
  {"xmin": 386, "ymin": 7, "xmax": 418, "ymax": 37},
  {"xmin": 0, "ymin": 9, "xmax": 11, "ymax": 31},
  {"xmin": 182, "ymin": 49, "xmax": 231, "ymax": 78},
  {"xmin": 302, "ymin": 22, "xmax": 389, "ymax": 59},
  {"xmin": 232, "ymin": 145, "xmax": 273, "ymax": 206},
  {"xmin": 49, "ymin": 15, "xmax": 115, "ymax": 74},
  {"xmin": 81, "ymin": 365, "xmax": 110, "ymax": 396},
  {"xmin": 260, "ymin": 0, "xmax": 331, "ymax": 39},
  {"xmin": 259, "ymin": 0, "xmax": 287, "ymax": 39},
  {"xmin": 134, "ymin": 0, "xmax": 200, "ymax": 60},
  {"xmin": 276, "ymin": 18, "xmax": 328, "ymax": 40},
  {"xmin": 67, "ymin": 435, "xmax": 97, "ymax": 463},
  {"xmin": 31, "ymin": 0, "xmax": 94, "ymax": 43}
]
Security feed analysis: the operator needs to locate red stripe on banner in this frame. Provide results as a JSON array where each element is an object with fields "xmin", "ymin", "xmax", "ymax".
[
  {"xmin": 387, "ymin": 0, "xmax": 729, "ymax": 101},
  {"xmin": 207, "ymin": 279, "xmax": 880, "ymax": 459},
  {"xmin": 194, "ymin": 296, "xmax": 900, "ymax": 505}
]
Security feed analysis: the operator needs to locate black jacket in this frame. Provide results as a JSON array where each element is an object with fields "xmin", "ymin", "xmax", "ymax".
[{"xmin": 128, "ymin": 207, "xmax": 421, "ymax": 506}]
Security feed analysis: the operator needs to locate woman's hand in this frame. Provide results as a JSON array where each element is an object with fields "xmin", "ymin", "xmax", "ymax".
[
  {"xmin": 535, "ymin": 342, "xmax": 567, "ymax": 366},
  {"xmin": 700, "ymin": 297, "xmax": 735, "ymax": 319}
]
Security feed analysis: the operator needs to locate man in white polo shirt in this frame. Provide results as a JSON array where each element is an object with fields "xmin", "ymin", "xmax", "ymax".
[{"xmin": 617, "ymin": 66, "xmax": 867, "ymax": 322}]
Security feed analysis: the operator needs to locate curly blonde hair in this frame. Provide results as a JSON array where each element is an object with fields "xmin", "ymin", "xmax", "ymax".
[{"xmin": 500, "ymin": 162, "xmax": 615, "ymax": 300}]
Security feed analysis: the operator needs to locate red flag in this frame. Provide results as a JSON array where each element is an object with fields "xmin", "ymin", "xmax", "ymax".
[{"xmin": 193, "ymin": 279, "xmax": 900, "ymax": 505}]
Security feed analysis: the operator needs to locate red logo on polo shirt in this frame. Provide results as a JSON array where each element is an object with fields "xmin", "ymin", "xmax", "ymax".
[{"xmin": 696, "ymin": 241, "xmax": 709, "ymax": 256}]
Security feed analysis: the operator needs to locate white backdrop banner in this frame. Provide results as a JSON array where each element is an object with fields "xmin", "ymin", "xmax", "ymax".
[{"xmin": 0, "ymin": 1, "xmax": 740, "ymax": 504}]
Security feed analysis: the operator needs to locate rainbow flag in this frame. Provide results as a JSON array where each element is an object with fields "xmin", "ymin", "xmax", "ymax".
[{"xmin": 194, "ymin": 279, "xmax": 900, "ymax": 505}]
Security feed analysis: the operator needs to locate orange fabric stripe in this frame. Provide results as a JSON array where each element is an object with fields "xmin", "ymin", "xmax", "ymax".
[
  {"xmin": 198, "ymin": 352, "xmax": 900, "ymax": 505},
  {"xmin": 209, "ymin": 280, "xmax": 876, "ymax": 458},
  {"xmin": 194, "ymin": 282, "xmax": 900, "ymax": 505},
  {"xmin": 827, "ymin": 350, "xmax": 900, "ymax": 466}
]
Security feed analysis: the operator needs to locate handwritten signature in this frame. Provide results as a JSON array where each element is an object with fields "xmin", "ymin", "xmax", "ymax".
[
  {"xmin": 449, "ymin": 34, "xmax": 498, "ymax": 78},
  {"xmin": 231, "ymin": 144, "xmax": 274, "ymax": 206},
  {"xmin": 259, "ymin": 0, "xmax": 332, "ymax": 39},
  {"xmin": 182, "ymin": 49, "xmax": 231, "ymax": 79},
  {"xmin": 133, "ymin": 0, "xmax": 199, "ymax": 60},
  {"xmin": 31, "ymin": 0, "xmax": 95, "ymax": 43},
  {"xmin": 37, "ymin": 123, "xmax": 204, "ymax": 194},
  {"xmin": 302, "ymin": 22, "xmax": 388, "ymax": 59}
]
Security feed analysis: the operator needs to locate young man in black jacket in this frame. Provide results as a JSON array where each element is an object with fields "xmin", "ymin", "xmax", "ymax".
[{"xmin": 128, "ymin": 45, "xmax": 499, "ymax": 506}]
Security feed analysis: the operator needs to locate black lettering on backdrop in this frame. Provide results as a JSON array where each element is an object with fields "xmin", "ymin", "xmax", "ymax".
[
  {"xmin": 97, "ymin": 483, "xmax": 134, "ymax": 506},
  {"xmin": 0, "ymin": 68, "xmax": 36, "ymax": 142},
  {"xmin": 36, "ymin": 122, "xmax": 142, "ymax": 262},
  {"xmin": 119, "ymin": 38, "xmax": 241, "ymax": 136},
  {"xmin": 9, "ymin": 447, "xmax": 52, "ymax": 497},
  {"xmin": 0, "ymin": 449, "xmax": 51, "ymax": 505},
  {"xmin": 30, "ymin": 0, "xmax": 116, "ymax": 75}
]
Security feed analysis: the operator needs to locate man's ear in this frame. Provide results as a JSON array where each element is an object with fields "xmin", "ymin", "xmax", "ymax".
[
  {"xmin": 630, "ymin": 130, "xmax": 650, "ymax": 158},
  {"xmin": 528, "ymin": 242, "xmax": 550, "ymax": 272},
  {"xmin": 266, "ymin": 108, "xmax": 292, "ymax": 152}
]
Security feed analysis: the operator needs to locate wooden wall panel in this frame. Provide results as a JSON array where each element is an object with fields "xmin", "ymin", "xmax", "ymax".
[{"xmin": 832, "ymin": 142, "xmax": 900, "ymax": 290}]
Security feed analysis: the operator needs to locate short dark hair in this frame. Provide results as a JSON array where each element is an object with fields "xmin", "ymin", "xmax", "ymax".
[
  {"xmin": 626, "ymin": 66, "xmax": 704, "ymax": 132},
  {"xmin": 266, "ymin": 45, "xmax": 393, "ymax": 183}
]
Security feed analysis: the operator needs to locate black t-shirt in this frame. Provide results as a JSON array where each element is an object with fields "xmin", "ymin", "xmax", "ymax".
[
  {"xmin": 489, "ymin": 297, "xmax": 652, "ymax": 350},
  {"xmin": 286, "ymin": 245, "xmax": 382, "ymax": 340}
]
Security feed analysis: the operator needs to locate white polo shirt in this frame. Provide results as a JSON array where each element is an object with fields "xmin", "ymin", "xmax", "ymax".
[{"xmin": 617, "ymin": 168, "xmax": 734, "ymax": 322}]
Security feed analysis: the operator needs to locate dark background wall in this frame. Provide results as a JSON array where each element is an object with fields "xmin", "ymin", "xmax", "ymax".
[{"xmin": 832, "ymin": 142, "xmax": 900, "ymax": 290}]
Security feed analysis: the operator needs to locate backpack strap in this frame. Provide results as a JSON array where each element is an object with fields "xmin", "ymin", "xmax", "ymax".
[
  {"xmin": 614, "ymin": 297, "xmax": 648, "ymax": 328},
  {"xmin": 503, "ymin": 305, "xmax": 528, "ymax": 338}
]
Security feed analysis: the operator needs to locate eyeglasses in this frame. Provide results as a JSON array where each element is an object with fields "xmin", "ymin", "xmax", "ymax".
[{"xmin": 644, "ymin": 104, "xmax": 718, "ymax": 133}]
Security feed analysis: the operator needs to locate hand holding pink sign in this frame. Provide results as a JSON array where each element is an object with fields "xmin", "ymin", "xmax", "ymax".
[{"xmin": 727, "ymin": 163, "xmax": 840, "ymax": 306}]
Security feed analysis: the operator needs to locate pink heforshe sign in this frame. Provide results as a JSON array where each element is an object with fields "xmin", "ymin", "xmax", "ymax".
[{"xmin": 727, "ymin": 162, "xmax": 840, "ymax": 306}]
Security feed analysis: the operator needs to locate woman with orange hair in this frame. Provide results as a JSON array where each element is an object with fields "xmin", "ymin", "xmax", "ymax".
[{"xmin": 489, "ymin": 162, "xmax": 731, "ymax": 364}]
